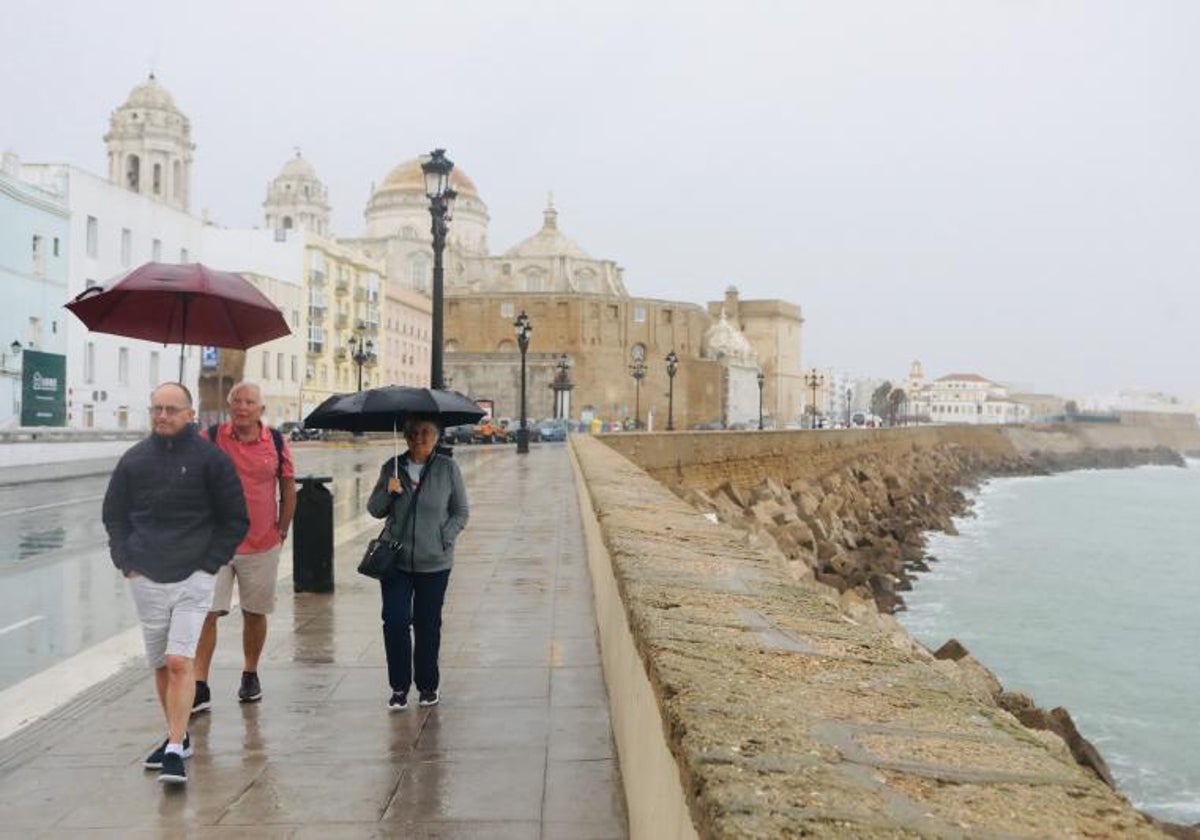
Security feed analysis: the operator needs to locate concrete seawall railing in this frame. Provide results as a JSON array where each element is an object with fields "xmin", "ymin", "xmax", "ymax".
[{"xmin": 569, "ymin": 432, "xmax": 1169, "ymax": 838}]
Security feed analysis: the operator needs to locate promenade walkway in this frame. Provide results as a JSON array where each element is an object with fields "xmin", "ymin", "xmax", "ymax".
[{"xmin": 0, "ymin": 445, "xmax": 627, "ymax": 838}]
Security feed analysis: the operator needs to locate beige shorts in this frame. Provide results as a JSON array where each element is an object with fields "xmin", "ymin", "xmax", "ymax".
[{"xmin": 210, "ymin": 546, "xmax": 282, "ymax": 616}]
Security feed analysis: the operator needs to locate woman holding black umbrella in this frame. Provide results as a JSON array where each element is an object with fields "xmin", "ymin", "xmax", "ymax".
[{"xmin": 366, "ymin": 415, "xmax": 469, "ymax": 711}]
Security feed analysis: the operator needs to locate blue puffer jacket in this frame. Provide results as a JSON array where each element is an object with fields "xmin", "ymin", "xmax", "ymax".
[
  {"xmin": 367, "ymin": 452, "xmax": 469, "ymax": 573},
  {"xmin": 103, "ymin": 424, "xmax": 249, "ymax": 583}
]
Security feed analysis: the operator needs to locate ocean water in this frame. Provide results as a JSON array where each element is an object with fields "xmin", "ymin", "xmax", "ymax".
[{"xmin": 898, "ymin": 462, "xmax": 1200, "ymax": 824}]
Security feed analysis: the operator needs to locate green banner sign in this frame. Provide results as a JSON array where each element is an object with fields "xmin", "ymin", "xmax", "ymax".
[{"xmin": 21, "ymin": 350, "xmax": 66, "ymax": 427}]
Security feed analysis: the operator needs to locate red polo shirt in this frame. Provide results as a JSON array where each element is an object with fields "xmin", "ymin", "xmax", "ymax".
[{"xmin": 205, "ymin": 422, "xmax": 295, "ymax": 554}]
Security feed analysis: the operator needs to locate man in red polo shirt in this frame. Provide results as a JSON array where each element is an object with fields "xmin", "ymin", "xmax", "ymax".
[{"xmin": 193, "ymin": 380, "xmax": 296, "ymax": 711}]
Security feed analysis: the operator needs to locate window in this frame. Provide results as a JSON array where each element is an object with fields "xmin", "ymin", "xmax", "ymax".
[
  {"xmin": 173, "ymin": 161, "xmax": 181, "ymax": 198},
  {"xmin": 32, "ymin": 235, "xmax": 44, "ymax": 275},
  {"xmin": 152, "ymin": 239, "xmax": 162, "ymax": 261},
  {"xmin": 500, "ymin": 301, "xmax": 514, "ymax": 318},
  {"xmin": 120, "ymin": 228, "xmax": 131, "ymax": 267},
  {"xmin": 153, "ymin": 163, "xmax": 162, "ymax": 195},
  {"xmin": 84, "ymin": 342, "xmax": 95, "ymax": 383},
  {"xmin": 633, "ymin": 306, "xmax": 646, "ymax": 323},
  {"xmin": 118, "ymin": 348, "xmax": 129, "ymax": 385},
  {"xmin": 53, "ymin": 237, "xmax": 59, "ymax": 257},
  {"xmin": 410, "ymin": 255, "xmax": 429, "ymax": 290},
  {"xmin": 291, "ymin": 355, "xmax": 298, "ymax": 381},
  {"xmin": 262, "ymin": 351, "xmax": 270, "ymax": 379},
  {"xmin": 149, "ymin": 351, "xmax": 160, "ymax": 385},
  {"xmin": 277, "ymin": 352, "xmax": 285, "ymax": 380},
  {"xmin": 86, "ymin": 216, "xmax": 98, "ymax": 257},
  {"xmin": 126, "ymin": 154, "xmax": 140, "ymax": 191}
]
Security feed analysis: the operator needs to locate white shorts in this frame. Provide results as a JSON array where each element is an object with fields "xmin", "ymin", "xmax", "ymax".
[
  {"xmin": 128, "ymin": 571, "xmax": 216, "ymax": 669},
  {"xmin": 209, "ymin": 546, "xmax": 282, "ymax": 616}
]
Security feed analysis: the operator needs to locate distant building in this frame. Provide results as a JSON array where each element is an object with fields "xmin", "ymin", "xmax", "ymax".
[
  {"xmin": 0, "ymin": 154, "xmax": 70, "ymax": 427},
  {"xmin": 907, "ymin": 367, "xmax": 1031, "ymax": 425}
]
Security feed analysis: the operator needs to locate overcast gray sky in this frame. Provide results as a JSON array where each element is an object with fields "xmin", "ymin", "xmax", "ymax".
[{"xmin": 4, "ymin": 1, "xmax": 1197, "ymax": 399}]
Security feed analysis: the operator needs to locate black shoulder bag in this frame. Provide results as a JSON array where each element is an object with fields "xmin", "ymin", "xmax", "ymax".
[{"xmin": 358, "ymin": 520, "xmax": 401, "ymax": 580}]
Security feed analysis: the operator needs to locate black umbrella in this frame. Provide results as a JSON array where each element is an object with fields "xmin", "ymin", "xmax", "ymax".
[{"xmin": 303, "ymin": 386, "xmax": 486, "ymax": 433}]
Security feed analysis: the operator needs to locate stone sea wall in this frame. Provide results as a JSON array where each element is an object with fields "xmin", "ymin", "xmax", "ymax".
[{"xmin": 580, "ymin": 425, "xmax": 1196, "ymax": 837}]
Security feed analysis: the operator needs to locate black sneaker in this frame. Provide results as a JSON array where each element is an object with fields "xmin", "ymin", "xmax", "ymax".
[
  {"xmin": 191, "ymin": 680, "xmax": 211, "ymax": 715},
  {"xmin": 158, "ymin": 751, "xmax": 187, "ymax": 785},
  {"xmin": 418, "ymin": 689, "xmax": 440, "ymax": 707},
  {"xmin": 144, "ymin": 733, "xmax": 192, "ymax": 770},
  {"xmin": 238, "ymin": 671, "xmax": 262, "ymax": 703},
  {"xmin": 387, "ymin": 691, "xmax": 408, "ymax": 712}
]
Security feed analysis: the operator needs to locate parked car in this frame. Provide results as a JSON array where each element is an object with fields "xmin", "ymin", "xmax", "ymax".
[
  {"xmin": 280, "ymin": 421, "xmax": 325, "ymax": 441},
  {"xmin": 536, "ymin": 420, "xmax": 569, "ymax": 442},
  {"xmin": 444, "ymin": 424, "xmax": 475, "ymax": 445},
  {"xmin": 471, "ymin": 420, "xmax": 506, "ymax": 444}
]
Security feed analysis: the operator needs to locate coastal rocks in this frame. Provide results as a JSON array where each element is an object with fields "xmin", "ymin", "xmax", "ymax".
[
  {"xmin": 1026, "ymin": 444, "xmax": 1185, "ymax": 472},
  {"xmin": 998, "ymin": 690, "xmax": 1117, "ymax": 789}
]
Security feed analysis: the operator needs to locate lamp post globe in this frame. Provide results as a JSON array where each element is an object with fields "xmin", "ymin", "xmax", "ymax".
[
  {"xmin": 665, "ymin": 350, "xmax": 679, "ymax": 431},
  {"xmin": 421, "ymin": 148, "xmax": 456, "ymax": 390},
  {"xmin": 348, "ymin": 328, "xmax": 374, "ymax": 392},
  {"xmin": 628, "ymin": 354, "xmax": 646, "ymax": 430},
  {"xmin": 514, "ymin": 310, "xmax": 532, "ymax": 454}
]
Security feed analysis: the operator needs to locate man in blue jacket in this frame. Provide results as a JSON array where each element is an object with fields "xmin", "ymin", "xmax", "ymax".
[{"xmin": 103, "ymin": 382, "xmax": 248, "ymax": 786}]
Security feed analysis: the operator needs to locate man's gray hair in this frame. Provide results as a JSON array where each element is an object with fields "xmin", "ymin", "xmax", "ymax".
[{"xmin": 226, "ymin": 381, "xmax": 263, "ymax": 404}]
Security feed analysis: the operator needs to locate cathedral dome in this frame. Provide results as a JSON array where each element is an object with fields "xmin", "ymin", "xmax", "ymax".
[
  {"xmin": 373, "ymin": 158, "xmax": 479, "ymax": 199},
  {"xmin": 503, "ymin": 198, "xmax": 589, "ymax": 259},
  {"xmin": 121, "ymin": 74, "xmax": 182, "ymax": 114},
  {"xmin": 279, "ymin": 154, "xmax": 317, "ymax": 180},
  {"xmin": 704, "ymin": 311, "xmax": 757, "ymax": 363}
]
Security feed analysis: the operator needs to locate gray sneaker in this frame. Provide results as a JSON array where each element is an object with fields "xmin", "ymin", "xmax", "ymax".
[{"xmin": 238, "ymin": 671, "xmax": 262, "ymax": 703}]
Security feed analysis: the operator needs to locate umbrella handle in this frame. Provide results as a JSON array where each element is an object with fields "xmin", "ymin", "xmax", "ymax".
[{"xmin": 70, "ymin": 286, "xmax": 105, "ymax": 302}]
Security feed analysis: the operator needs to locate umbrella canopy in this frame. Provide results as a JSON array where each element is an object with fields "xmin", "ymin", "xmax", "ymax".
[
  {"xmin": 304, "ymin": 386, "xmax": 486, "ymax": 433},
  {"xmin": 64, "ymin": 262, "xmax": 291, "ymax": 378}
]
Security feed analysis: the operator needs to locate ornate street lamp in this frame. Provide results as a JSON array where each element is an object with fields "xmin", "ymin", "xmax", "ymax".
[
  {"xmin": 629, "ymin": 346, "xmax": 646, "ymax": 429},
  {"xmin": 803, "ymin": 368, "xmax": 825, "ymax": 429},
  {"xmin": 348, "ymin": 328, "xmax": 374, "ymax": 391},
  {"xmin": 756, "ymin": 369, "xmax": 765, "ymax": 430},
  {"xmin": 551, "ymin": 353, "xmax": 573, "ymax": 420},
  {"xmin": 0, "ymin": 340, "xmax": 21, "ymax": 375},
  {"xmin": 421, "ymin": 148, "xmax": 457, "ymax": 390},
  {"xmin": 665, "ymin": 350, "xmax": 679, "ymax": 431},
  {"xmin": 514, "ymin": 310, "xmax": 532, "ymax": 454}
]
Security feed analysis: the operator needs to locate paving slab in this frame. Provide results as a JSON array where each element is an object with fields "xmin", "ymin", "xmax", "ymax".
[{"xmin": 0, "ymin": 444, "xmax": 628, "ymax": 838}]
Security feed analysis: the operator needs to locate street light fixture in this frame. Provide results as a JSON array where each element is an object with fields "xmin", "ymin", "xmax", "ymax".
[
  {"xmin": 514, "ymin": 310, "xmax": 532, "ymax": 454},
  {"xmin": 0, "ymin": 340, "xmax": 21, "ymax": 375},
  {"xmin": 756, "ymin": 369, "xmax": 765, "ymax": 430},
  {"xmin": 422, "ymin": 148, "xmax": 457, "ymax": 390},
  {"xmin": 629, "ymin": 348, "xmax": 646, "ymax": 429},
  {"xmin": 803, "ymin": 368, "xmax": 825, "ymax": 429},
  {"xmin": 665, "ymin": 350, "xmax": 679, "ymax": 431},
  {"xmin": 551, "ymin": 353, "xmax": 573, "ymax": 420},
  {"xmin": 348, "ymin": 327, "xmax": 374, "ymax": 391}
]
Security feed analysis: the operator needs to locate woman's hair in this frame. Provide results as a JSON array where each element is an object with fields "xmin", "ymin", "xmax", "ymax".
[{"xmin": 403, "ymin": 415, "xmax": 442, "ymax": 436}]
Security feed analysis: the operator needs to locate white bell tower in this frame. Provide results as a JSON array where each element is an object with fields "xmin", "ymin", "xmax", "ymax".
[{"xmin": 103, "ymin": 73, "xmax": 195, "ymax": 213}]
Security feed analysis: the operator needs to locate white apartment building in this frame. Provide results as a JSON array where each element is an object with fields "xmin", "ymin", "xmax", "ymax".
[{"xmin": 908, "ymin": 370, "xmax": 1031, "ymax": 425}]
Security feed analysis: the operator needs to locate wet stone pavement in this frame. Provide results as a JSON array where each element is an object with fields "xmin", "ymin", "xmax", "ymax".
[{"xmin": 0, "ymin": 444, "xmax": 628, "ymax": 839}]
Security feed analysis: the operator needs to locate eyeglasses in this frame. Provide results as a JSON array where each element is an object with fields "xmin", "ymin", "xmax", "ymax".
[{"xmin": 150, "ymin": 405, "xmax": 189, "ymax": 416}]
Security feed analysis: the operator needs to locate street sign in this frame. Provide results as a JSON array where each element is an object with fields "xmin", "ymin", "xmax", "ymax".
[
  {"xmin": 21, "ymin": 350, "xmax": 66, "ymax": 427},
  {"xmin": 201, "ymin": 346, "xmax": 220, "ymax": 369}
]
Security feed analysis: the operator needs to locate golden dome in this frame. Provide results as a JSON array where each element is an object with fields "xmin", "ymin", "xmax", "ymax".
[{"xmin": 376, "ymin": 158, "xmax": 478, "ymax": 197}]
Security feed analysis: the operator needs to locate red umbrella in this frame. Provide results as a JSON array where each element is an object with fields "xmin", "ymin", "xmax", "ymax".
[{"xmin": 65, "ymin": 262, "xmax": 291, "ymax": 379}]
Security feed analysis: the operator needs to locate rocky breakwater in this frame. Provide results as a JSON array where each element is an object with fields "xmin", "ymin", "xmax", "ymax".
[
  {"xmin": 681, "ymin": 443, "xmax": 1029, "ymax": 614},
  {"xmin": 573, "ymin": 434, "xmax": 1172, "ymax": 838}
]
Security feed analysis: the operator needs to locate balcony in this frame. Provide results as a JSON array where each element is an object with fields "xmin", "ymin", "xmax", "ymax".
[
  {"xmin": 308, "ymin": 297, "xmax": 327, "ymax": 312},
  {"xmin": 334, "ymin": 276, "xmax": 349, "ymax": 295},
  {"xmin": 309, "ymin": 269, "xmax": 326, "ymax": 286},
  {"xmin": 335, "ymin": 312, "xmax": 349, "ymax": 329},
  {"xmin": 306, "ymin": 341, "xmax": 324, "ymax": 356},
  {"xmin": 334, "ymin": 346, "xmax": 348, "ymax": 361}
]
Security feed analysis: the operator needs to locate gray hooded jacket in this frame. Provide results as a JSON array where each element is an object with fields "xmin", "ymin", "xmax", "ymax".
[{"xmin": 366, "ymin": 452, "xmax": 469, "ymax": 573}]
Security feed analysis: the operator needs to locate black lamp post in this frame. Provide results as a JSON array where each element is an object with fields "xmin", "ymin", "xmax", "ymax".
[
  {"xmin": 804, "ymin": 368, "xmax": 825, "ymax": 429},
  {"xmin": 514, "ymin": 310, "xmax": 531, "ymax": 454},
  {"xmin": 756, "ymin": 369, "xmax": 765, "ymax": 430},
  {"xmin": 421, "ymin": 149, "xmax": 457, "ymax": 390},
  {"xmin": 665, "ymin": 350, "xmax": 678, "ymax": 431},
  {"xmin": 551, "ymin": 353, "xmax": 573, "ymax": 420},
  {"xmin": 348, "ymin": 328, "xmax": 374, "ymax": 391},
  {"xmin": 845, "ymin": 386, "xmax": 853, "ymax": 428},
  {"xmin": 629, "ymin": 356, "xmax": 646, "ymax": 429}
]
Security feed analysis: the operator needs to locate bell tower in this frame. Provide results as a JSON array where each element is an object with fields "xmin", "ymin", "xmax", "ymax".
[{"xmin": 103, "ymin": 73, "xmax": 195, "ymax": 213}]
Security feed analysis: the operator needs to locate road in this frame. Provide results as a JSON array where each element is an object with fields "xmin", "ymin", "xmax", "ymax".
[{"xmin": 0, "ymin": 441, "xmax": 499, "ymax": 692}]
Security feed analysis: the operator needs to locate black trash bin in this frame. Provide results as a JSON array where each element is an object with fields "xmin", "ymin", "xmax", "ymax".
[{"xmin": 293, "ymin": 475, "xmax": 334, "ymax": 593}]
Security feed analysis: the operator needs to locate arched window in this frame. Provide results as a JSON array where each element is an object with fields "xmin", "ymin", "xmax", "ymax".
[
  {"xmin": 126, "ymin": 155, "xmax": 140, "ymax": 191},
  {"xmin": 410, "ymin": 255, "xmax": 429, "ymax": 290},
  {"xmin": 152, "ymin": 163, "xmax": 162, "ymax": 195},
  {"xmin": 497, "ymin": 339, "xmax": 515, "ymax": 352},
  {"xmin": 445, "ymin": 339, "xmax": 459, "ymax": 352},
  {"xmin": 282, "ymin": 217, "xmax": 294, "ymax": 230}
]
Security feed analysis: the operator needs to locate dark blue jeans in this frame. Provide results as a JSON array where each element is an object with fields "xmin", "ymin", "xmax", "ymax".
[{"xmin": 380, "ymin": 569, "xmax": 451, "ymax": 694}]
